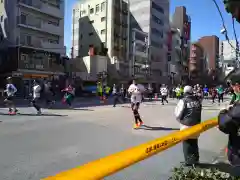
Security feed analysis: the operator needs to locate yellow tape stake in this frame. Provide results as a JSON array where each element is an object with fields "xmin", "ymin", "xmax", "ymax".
[{"xmin": 43, "ymin": 118, "xmax": 217, "ymax": 180}]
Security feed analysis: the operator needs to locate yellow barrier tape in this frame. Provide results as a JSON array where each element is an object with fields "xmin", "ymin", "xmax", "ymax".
[{"xmin": 43, "ymin": 118, "xmax": 217, "ymax": 180}]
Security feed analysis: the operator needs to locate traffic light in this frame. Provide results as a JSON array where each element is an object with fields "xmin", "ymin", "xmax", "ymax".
[{"xmin": 223, "ymin": 0, "xmax": 240, "ymax": 22}]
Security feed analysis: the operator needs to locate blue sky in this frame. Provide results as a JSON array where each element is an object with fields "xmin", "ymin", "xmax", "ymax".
[{"xmin": 64, "ymin": 0, "xmax": 240, "ymax": 55}]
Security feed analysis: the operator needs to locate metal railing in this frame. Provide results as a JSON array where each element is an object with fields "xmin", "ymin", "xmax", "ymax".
[{"xmin": 42, "ymin": 118, "xmax": 218, "ymax": 180}]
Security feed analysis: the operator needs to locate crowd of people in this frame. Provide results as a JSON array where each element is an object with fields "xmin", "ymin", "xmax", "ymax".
[{"xmin": 2, "ymin": 76, "xmax": 240, "ymax": 168}]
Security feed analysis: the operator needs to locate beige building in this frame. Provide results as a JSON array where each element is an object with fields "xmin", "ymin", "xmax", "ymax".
[{"xmin": 72, "ymin": 0, "xmax": 130, "ymax": 79}]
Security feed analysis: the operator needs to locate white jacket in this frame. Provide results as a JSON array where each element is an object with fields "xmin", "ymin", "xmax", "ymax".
[
  {"xmin": 128, "ymin": 84, "xmax": 144, "ymax": 103},
  {"xmin": 160, "ymin": 87, "xmax": 168, "ymax": 96},
  {"xmin": 33, "ymin": 85, "xmax": 41, "ymax": 98}
]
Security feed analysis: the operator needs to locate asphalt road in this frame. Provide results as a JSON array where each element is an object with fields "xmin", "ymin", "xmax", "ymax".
[{"xmin": 0, "ymin": 99, "xmax": 229, "ymax": 180}]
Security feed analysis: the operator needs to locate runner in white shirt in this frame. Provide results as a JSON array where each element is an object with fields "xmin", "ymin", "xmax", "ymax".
[
  {"xmin": 160, "ymin": 84, "xmax": 169, "ymax": 105},
  {"xmin": 128, "ymin": 80, "xmax": 145, "ymax": 129},
  {"xmin": 4, "ymin": 77, "xmax": 18, "ymax": 115},
  {"xmin": 32, "ymin": 80, "xmax": 42, "ymax": 115}
]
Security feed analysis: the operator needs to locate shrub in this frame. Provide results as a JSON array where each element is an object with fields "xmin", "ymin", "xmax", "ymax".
[{"xmin": 169, "ymin": 164, "xmax": 240, "ymax": 180}]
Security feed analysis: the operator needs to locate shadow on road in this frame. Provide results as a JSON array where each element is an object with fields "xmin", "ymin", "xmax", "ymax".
[
  {"xmin": 139, "ymin": 125, "xmax": 180, "ymax": 131},
  {"xmin": 48, "ymin": 106, "xmax": 94, "ymax": 111},
  {"xmin": 0, "ymin": 112, "xmax": 67, "ymax": 117}
]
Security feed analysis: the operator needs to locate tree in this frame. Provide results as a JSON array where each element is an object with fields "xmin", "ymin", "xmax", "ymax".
[{"xmin": 224, "ymin": 0, "xmax": 240, "ymax": 22}]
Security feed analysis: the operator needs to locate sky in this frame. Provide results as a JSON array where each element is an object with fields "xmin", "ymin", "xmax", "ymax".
[{"xmin": 64, "ymin": 0, "xmax": 240, "ymax": 55}]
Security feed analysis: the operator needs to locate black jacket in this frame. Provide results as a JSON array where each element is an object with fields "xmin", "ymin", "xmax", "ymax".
[
  {"xmin": 180, "ymin": 94, "xmax": 202, "ymax": 126},
  {"xmin": 218, "ymin": 103, "xmax": 240, "ymax": 165}
]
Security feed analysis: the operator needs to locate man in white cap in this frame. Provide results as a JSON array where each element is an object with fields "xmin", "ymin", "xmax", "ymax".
[{"xmin": 174, "ymin": 85, "xmax": 202, "ymax": 166}]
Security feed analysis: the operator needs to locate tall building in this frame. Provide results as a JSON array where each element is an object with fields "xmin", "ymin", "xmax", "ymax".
[
  {"xmin": 1, "ymin": 0, "xmax": 65, "ymax": 74},
  {"xmin": 0, "ymin": 0, "xmax": 65, "ymax": 93},
  {"xmin": 168, "ymin": 26, "xmax": 182, "ymax": 84},
  {"xmin": 72, "ymin": 0, "xmax": 130, "ymax": 77},
  {"xmin": 188, "ymin": 43, "xmax": 209, "ymax": 84},
  {"xmin": 129, "ymin": 0, "xmax": 169, "ymax": 83},
  {"xmin": 219, "ymin": 40, "xmax": 238, "ymax": 76},
  {"xmin": 198, "ymin": 35, "xmax": 219, "ymax": 70},
  {"xmin": 172, "ymin": 6, "xmax": 191, "ymax": 83}
]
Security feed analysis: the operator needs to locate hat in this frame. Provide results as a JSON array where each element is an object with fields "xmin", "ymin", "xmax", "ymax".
[
  {"xmin": 184, "ymin": 85, "xmax": 193, "ymax": 94},
  {"xmin": 6, "ymin": 76, "xmax": 12, "ymax": 80}
]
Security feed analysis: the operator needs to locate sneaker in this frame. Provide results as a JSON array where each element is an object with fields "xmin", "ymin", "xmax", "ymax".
[{"xmin": 133, "ymin": 123, "xmax": 140, "ymax": 129}]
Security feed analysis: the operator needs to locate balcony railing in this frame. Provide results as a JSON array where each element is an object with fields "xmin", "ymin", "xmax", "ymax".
[
  {"xmin": 18, "ymin": 0, "xmax": 63, "ymax": 18},
  {"xmin": 18, "ymin": 18, "xmax": 61, "ymax": 36}
]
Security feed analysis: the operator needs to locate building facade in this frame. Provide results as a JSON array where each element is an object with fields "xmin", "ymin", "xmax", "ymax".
[
  {"xmin": 130, "ymin": 28, "xmax": 149, "ymax": 79},
  {"xmin": 72, "ymin": 0, "xmax": 130, "ymax": 79},
  {"xmin": 172, "ymin": 6, "xmax": 191, "ymax": 84},
  {"xmin": 0, "ymin": 0, "xmax": 65, "ymax": 93},
  {"xmin": 189, "ymin": 43, "xmax": 207, "ymax": 83},
  {"xmin": 168, "ymin": 26, "xmax": 182, "ymax": 84},
  {"xmin": 219, "ymin": 40, "xmax": 238, "ymax": 77},
  {"xmin": 198, "ymin": 35, "xmax": 219, "ymax": 70},
  {"xmin": 129, "ymin": 0, "xmax": 169, "ymax": 83}
]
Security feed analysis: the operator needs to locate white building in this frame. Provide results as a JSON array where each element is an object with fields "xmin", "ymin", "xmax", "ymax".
[
  {"xmin": 130, "ymin": 28, "xmax": 149, "ymax": 78},
  {"xmin": 219, "ymin": 40, "xmax": 239, "ymax": 76},
  {"xmin": 129, "ymin": 0, "xmax": 170, "ymax": 83},
  {"xmin": 72, "ymin": 0, "xmax": 130, "ymax": 78},
  {"xmin": 0, "ymin": 0, "xmax": 65, "ymax": 76}
]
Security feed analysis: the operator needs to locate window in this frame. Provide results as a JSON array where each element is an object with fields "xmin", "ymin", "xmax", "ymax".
[
  {"xmin": 89, "ymin": 20, "xmax": 94, "ymax": 24},
  {"xmin": 101, "ymin": 29, "xmax": 106, "ymax": 34},
  {"xmin": 48, "ymin": 20, "xmax": 59, "ymax": 26},
  {"xmin": 48, "ymin": 39, "xmax": 59, "ymax": 44},
  {"xmin": 96, "ymin": 4, "xmax": 100, "ymax": 13},
  {"xmin": 81, "ymin": 10, "xmax": 86, "ymax": 16},
  {"xmin": 89, "ymin": 32, "xmax": 94, "ymax": 36},
  {"xmin": 151, "ymin": 28, "xmax": 163, "ymax": 37},
  {"xmin": 90, "ymin": 8, "xmax": 94, "ymax": 14},
  {"xmin": 152, "ymin": 2, "xmax": 164, "ymax": 14},
  {"xmin": 101, "ymin": 17, "xmax": 106, "ymax": 22},
  {"xmin": 26, "ymin": 36, "xmax": 31, "ymax": 45},
  {"xmin": 20, "ymin": 13, "xmax": 27, "ymax": 24},
  {"xmin": 101, "ymin": 2, "xmax": 105, "ymax": 11},
  {"xmin": 152, "ymin": 14, "xmax": 163, "ymax": 25}
]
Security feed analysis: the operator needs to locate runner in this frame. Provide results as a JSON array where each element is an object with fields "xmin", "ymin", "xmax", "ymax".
[
  {"xmin": 160, "ymin": 84, "xmax": 168, "ymax": 105},
  {"xmin": 216, "ymin": 85, "xmax": 224, "ymax": 105},
  {"xmin": 203, "ymin": 85, "xmax": 209, "ymax": 99},
  {"xmin": 128, "ymin": 80, "xmax": 145, "ymax": 129},
  {"xmin": 62, "ymin": 84, "xmax": 75, "ymax": 108},
  {"xmin": 4, "ymin": 77, "xmax": 18, "ymax": 115},
  {"xmin": 32, "ymin": 80, "xmax": 42, "ymax": 115}
]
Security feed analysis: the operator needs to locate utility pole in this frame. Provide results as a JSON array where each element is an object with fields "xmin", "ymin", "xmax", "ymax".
[{"xmin": 70, "ymin": 47, "xmax": 73, "ymax": 79}]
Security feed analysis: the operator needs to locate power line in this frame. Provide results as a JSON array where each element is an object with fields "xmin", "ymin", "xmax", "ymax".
[{"xmin": 232, "ymin": 16, "xmax": 239, "ymax": 66}]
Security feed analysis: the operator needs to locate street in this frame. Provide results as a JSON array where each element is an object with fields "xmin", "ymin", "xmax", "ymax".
[{"xmin": 0, "ymin": 99, "xmax": 228, "ymax": 180}]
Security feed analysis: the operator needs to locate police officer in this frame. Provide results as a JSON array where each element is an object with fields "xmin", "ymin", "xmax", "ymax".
[
  {"xmin": 174, "ymin": 85, "xmax": 202, "ymax": 166},
  {"xmin": 218, "ymin": 102, "xmax": 240, "ymax": 167}
]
